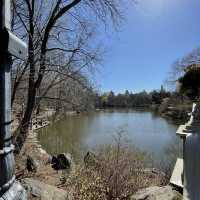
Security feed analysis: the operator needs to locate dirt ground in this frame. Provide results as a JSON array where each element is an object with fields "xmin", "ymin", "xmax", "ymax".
[{"xmin": 15, "ymin": 131, "xmax": 64, "ymax": 188}]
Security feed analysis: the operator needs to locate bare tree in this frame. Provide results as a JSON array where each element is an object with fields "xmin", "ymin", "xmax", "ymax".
[
  {"xmin": 167, "ymin": 47, "xmax": 200, "ymax": 88},
  {"xmin": 11, "ymin": 0, "xmax": 127, "ymax": 152}
]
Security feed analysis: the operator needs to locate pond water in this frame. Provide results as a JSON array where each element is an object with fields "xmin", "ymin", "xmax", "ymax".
[{"xmin": 38, "ymin": 109, "xmax": 181, "ymax": 164}]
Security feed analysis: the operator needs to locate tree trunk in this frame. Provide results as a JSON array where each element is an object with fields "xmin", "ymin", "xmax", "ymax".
[
  {"xmin": 14, "ymin": 6, "xmax": 35, "ymax": 152},
  {"xmin": 15, "ymin": 85, "xmax": 36, "ymax": 153}
]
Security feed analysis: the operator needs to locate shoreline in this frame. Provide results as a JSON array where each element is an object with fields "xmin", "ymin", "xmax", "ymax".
[
  {"xmin": 16, "ymin": 128, "xmax": 182, "ymax": 200},
  {"xmin": 15, "ymin": 108, "xmax": 183, "ymax": 199}
]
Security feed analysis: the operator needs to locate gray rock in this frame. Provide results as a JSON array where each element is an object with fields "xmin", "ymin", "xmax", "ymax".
[
  {"xmin": 26, "ymin": 155, "xmax": 38, "ymax": 172},
  {"xmin": 23, "ymin": 178, "xmax": 70, "ymax": 200},
  {"xmin": 84, "ymin": 151, "xmax": 98, "ymax": 167},
  {"xmin": 131, "ymin": 186, "xmax": 182, "ymax": 200},
  {"xmin": 51, "ymin": 153, "xmax": 72, "ymax": 171}
]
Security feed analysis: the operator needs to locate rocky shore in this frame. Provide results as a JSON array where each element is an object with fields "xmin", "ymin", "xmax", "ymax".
[
  {"xmin": 15, "ymin": 131, "xmax": 70, "ymax": 199},
  {"xmin": 14, "ymin": 128, "xmax": 183, "ymax": 200}
]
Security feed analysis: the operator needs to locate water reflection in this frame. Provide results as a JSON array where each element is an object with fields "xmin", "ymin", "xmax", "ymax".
[{"xmin": 38, "ymin": 109, "xmax": 180, "ymax": 162}]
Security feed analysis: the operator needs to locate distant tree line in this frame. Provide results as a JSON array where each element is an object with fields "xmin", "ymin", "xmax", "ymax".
[{"xmin": 95, "ymin": 86, "xmax": 171, "ymax": 108}]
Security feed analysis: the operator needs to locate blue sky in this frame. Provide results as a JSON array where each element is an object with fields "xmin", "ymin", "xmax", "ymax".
[{"xmin": 96, "ymin": 0, "xmax": 200, "ymax": 94}]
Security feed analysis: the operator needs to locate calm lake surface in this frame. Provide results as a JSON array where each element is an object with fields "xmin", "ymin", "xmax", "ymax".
[{"xmin": 38, "ymin": 109, "xmax": 181, "ymax": 163}]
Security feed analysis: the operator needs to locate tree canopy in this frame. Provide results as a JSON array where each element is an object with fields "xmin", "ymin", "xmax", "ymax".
[{"xmin": 178, "ymin": 64, "xmax": 200, "ymax": 100}]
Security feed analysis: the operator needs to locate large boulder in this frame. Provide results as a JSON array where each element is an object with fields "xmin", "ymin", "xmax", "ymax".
[
  {"xmin": 23, "ymin": 178, "xmax": 70, "ymax": 200},
  {"xmin": 51, "ymin": 153, "xmax": 72, "ymax": 171},
  {"xmin": 131, "ymin": 186, "xmax": 182, "ymax": 200}
]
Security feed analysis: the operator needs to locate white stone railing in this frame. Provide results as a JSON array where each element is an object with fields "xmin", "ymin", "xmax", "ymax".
[{"xmin": 170, "ymin": 103, "xmax": 200, "ymax": 200}]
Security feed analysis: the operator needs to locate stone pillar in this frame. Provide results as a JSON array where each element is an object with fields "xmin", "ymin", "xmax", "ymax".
[{"xmin": 184, "ymin": 103, "xmax": 200, "ymax": 200}]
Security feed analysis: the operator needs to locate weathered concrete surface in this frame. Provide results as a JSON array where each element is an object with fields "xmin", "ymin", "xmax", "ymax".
[
  {"xmin": 131, "ymin": 186, "xmax": 182, "ymax": 200},
  {"xmin": 184, "ymin": 133, "xmax": 200, "ymax": 200},
  {"xmin": 170, "ymin": 158, "xmax": 183, "ymax": 188},
  {"xmin": 23, "ymin": 178, "xmax": 70, "ymax": 200}
]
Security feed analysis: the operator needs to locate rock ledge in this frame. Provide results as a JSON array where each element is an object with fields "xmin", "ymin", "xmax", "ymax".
[
  {"xmin": 23, "ymin": 178, "xmax": 70, "ymax": 200},
  {"xmin": 131, "ymin": 186, "xmax": 182, "ymax": 200}
]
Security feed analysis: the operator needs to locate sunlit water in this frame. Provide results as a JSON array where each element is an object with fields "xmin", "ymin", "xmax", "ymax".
[{"xmin": 38, "ymin": 109, "xmax": 181, "ymax": 164}]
